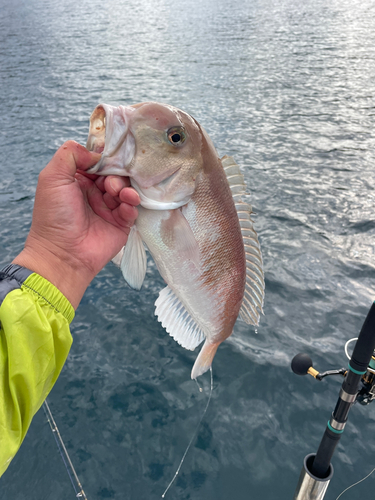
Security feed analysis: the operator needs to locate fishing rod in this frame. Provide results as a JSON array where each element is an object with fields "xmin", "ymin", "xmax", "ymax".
[
  {"xmin": 43, "ymin": 399, "xmax": 88, "ymax": 499},
  {"xmin": 291, "ymin": 301, "xmax": 375, "ymax": 500}
]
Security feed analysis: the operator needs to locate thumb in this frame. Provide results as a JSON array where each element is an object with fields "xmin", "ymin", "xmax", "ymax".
[{"xmin": 43, "ymin": 141, "xmax": 102, "ymax": 181}]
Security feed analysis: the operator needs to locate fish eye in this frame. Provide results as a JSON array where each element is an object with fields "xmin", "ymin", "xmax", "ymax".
[{"xmin": 167, "ymin": 127, "xmax": 186, "ymax": 146}]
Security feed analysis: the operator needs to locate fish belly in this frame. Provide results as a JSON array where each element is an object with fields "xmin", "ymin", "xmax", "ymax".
[{"xmin": 135, "ymin": 192, "xmax": 246, "ymax": 345}]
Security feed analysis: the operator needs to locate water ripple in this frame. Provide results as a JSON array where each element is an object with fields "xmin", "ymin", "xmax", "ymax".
[{"xmin": 2, "ymin": 0, "xmax": 375, "ymax": 498}]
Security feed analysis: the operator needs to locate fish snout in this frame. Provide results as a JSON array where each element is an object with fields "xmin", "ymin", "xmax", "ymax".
[{"xmin": 86, "ymin": 104, "xmax": 135, "ymax": 175}]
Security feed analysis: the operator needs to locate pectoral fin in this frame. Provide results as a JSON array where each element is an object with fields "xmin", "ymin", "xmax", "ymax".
[
  {"xmin": 120, "ymin": 225, "xmax": 147, "ymax": 290},
  {"xmin": 112, "ymin": 248, "xmax": 124, "ymax": 267},
  {"xmin": 161, "ymin": 209, "xmax": 200, "ymax": 269}
]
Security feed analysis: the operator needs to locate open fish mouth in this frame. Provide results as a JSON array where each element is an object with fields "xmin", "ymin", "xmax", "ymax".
[
  {"xmin": 86, "ymin": 103, "xmax": 136, "ymax": 175},
  {"xmin": 86, "ymin": 105, "xmax": 106, "ymax": 154}
]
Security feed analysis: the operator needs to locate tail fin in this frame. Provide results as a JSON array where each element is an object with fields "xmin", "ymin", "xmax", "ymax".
[{"xmin": 191, "ymin": 340, "xmax": 219, "ymax": 379}]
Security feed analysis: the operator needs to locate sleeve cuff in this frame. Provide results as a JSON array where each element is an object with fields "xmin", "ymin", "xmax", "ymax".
[{"xmin": 22, "ymin": 273, "xmax": 75, "ymax": 324}]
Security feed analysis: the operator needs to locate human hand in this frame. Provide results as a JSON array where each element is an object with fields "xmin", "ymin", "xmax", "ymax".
[{"xmin": 13, "ymin": 141, "xmax": 140, "ymax": 309}]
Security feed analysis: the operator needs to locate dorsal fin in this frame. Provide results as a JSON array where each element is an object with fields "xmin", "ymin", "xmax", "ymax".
[
  {"xmin": 155, "ymin": 286, "xmax": 205, "ymax": 350},
  {"xmin": 221, "ymin": 155, "xmax": 265, "ymax": 326}
]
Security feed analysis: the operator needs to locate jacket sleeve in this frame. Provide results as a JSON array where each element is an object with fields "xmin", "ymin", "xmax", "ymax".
[{"xmin": 0, "ymin": 264, "xmax": 74, "ymax": 476}]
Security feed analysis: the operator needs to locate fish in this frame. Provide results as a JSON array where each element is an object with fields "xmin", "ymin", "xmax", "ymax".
[{"xmin": 86, "ymin": 102, "xmax": 265, "ymax": 379}]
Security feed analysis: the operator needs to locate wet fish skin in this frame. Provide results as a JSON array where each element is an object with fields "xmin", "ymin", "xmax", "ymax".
[{"xmin": 87, "ymin": 102, "xmax": 264, "ymax": 379}]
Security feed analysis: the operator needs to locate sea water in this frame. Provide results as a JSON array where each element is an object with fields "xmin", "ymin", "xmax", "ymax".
[{"xmin": 1, "ymin": 0, "xmax": 375, "ymax": 498}]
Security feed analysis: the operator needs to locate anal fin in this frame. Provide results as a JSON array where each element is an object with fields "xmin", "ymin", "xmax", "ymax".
[{"xmin": 155, "ymin": 286, "xmax": 205, "ymax": 351}]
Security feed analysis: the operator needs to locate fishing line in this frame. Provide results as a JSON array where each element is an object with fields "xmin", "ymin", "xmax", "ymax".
[
  {"xmin": 42, "ymin": 399, "xmax": 88, "ymax": 499},
  {"xmin": 335, "ymin": 465, "xmax": 375, "ymax": 500},
  {"xmin": 161, "ymin": 366, "xmax": 214, "ymax": 498},
  {"xmin": 194, "ymin": 378, "xmax": 203, "ymax": 393}
]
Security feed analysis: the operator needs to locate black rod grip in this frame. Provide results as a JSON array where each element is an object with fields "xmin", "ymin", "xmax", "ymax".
[
  {"xmin": 311, "ymin": 426, "xmax": 341, "ymax": 478},
  {"xmin": 310, "ymin": 302, "xmax": 375, "ymax": 479},
  {"xmin": 350, "ymin": 302, "xmax": 375, "ymax": 374}
]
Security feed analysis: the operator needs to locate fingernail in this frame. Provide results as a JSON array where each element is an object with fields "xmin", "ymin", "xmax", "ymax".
[{"xmin": 109, "ymin": 177, "xmax": 123, "ymax": 193}]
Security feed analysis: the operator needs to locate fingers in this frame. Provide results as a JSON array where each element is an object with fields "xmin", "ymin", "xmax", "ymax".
[
  {"xmin": 76, "ymin": 172, "xmax": 139, "ymax": 228},
  {"xmin": 95, "ymin": 176, "xmax": 140, "ymax": 204},
  {"xmin": 100, "ymin": 186, "xmax": 139, "ymax": 228},
  {"xmin": 103, "ymin": 182, "xmax": 139, "ymax": 225},
  {"xmin": 101, "ymin": 175, "xmax": 141, "ymax": 207},
  {"xmin": 43, "ymin": 141, "xmax": 101, "ymax": 181},
  {"xmin": 119, "ymin": 186, "xmax": 141, "ymax": 206},
  {"xmin": 113, "ymin": 202, "xmax": 139, "ymax": 228},
  {"xmin": 94, "ymin": 176, "xmax": 131, "ymax": 196},
  {"xmin": 104, "ymin": 176, "xmax": 131, "ymax": 196},
  {"xmin": 103, "ymin": 192, "xmax": 119, "ymax": 210}
]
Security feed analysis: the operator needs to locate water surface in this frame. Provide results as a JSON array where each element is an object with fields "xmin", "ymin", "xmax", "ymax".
[{"xmin": 1, "ymin": 0, "xmax": 375, "ymax": 498}]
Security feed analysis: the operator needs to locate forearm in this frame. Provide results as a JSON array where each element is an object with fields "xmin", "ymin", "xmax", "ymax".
[
  {"xmin": 13, "ymin": 241, "xmax": 92, "ymax": 310},
  {"xmin": 0, "ymin": 265, "xmax": 74, "ymax": 476}
]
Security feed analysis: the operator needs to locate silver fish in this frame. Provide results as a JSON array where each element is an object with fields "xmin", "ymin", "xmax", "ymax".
[{"xmin": 87, "ymin": 102, "xmax": 264, "ymax": 379}]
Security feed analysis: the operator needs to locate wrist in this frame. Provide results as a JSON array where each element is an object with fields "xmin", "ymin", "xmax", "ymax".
[{"xmin": 13, "ymin": 238, "xmax": 93, "ymax": 310}]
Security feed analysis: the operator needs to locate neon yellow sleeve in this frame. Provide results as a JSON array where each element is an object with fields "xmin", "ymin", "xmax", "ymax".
[{"xmin": 0, "ymin": 273, "xmax": 74, "ymax": 476}]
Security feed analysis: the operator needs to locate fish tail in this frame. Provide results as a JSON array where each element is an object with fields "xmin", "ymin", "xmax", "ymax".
[{"xmin": 191, "ymin": 341, "xmax": 219, "ymax": 380}]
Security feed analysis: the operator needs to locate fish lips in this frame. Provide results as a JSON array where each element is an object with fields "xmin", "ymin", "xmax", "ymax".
[{"xmin": 86, "ymin": 103, "xmax": 136, "ymax": 176}]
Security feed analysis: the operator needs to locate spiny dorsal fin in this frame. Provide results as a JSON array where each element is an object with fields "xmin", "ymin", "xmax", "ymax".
[
  {"xmin": 155, "ymin": 286, "xmax": 205, "ymax": 351},
  {"xmin": 221, "ymin": 155, "xmax": 265, "ymax": 326}
]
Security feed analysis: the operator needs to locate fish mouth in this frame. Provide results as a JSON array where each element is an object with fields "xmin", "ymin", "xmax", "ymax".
[
  {"xmin": 86, "ymin": 103, "xmax": 136, "ymax": 175},
  {"xmin": 86, "ymin": 105, "xmax": 106, "ymax": 154}
]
